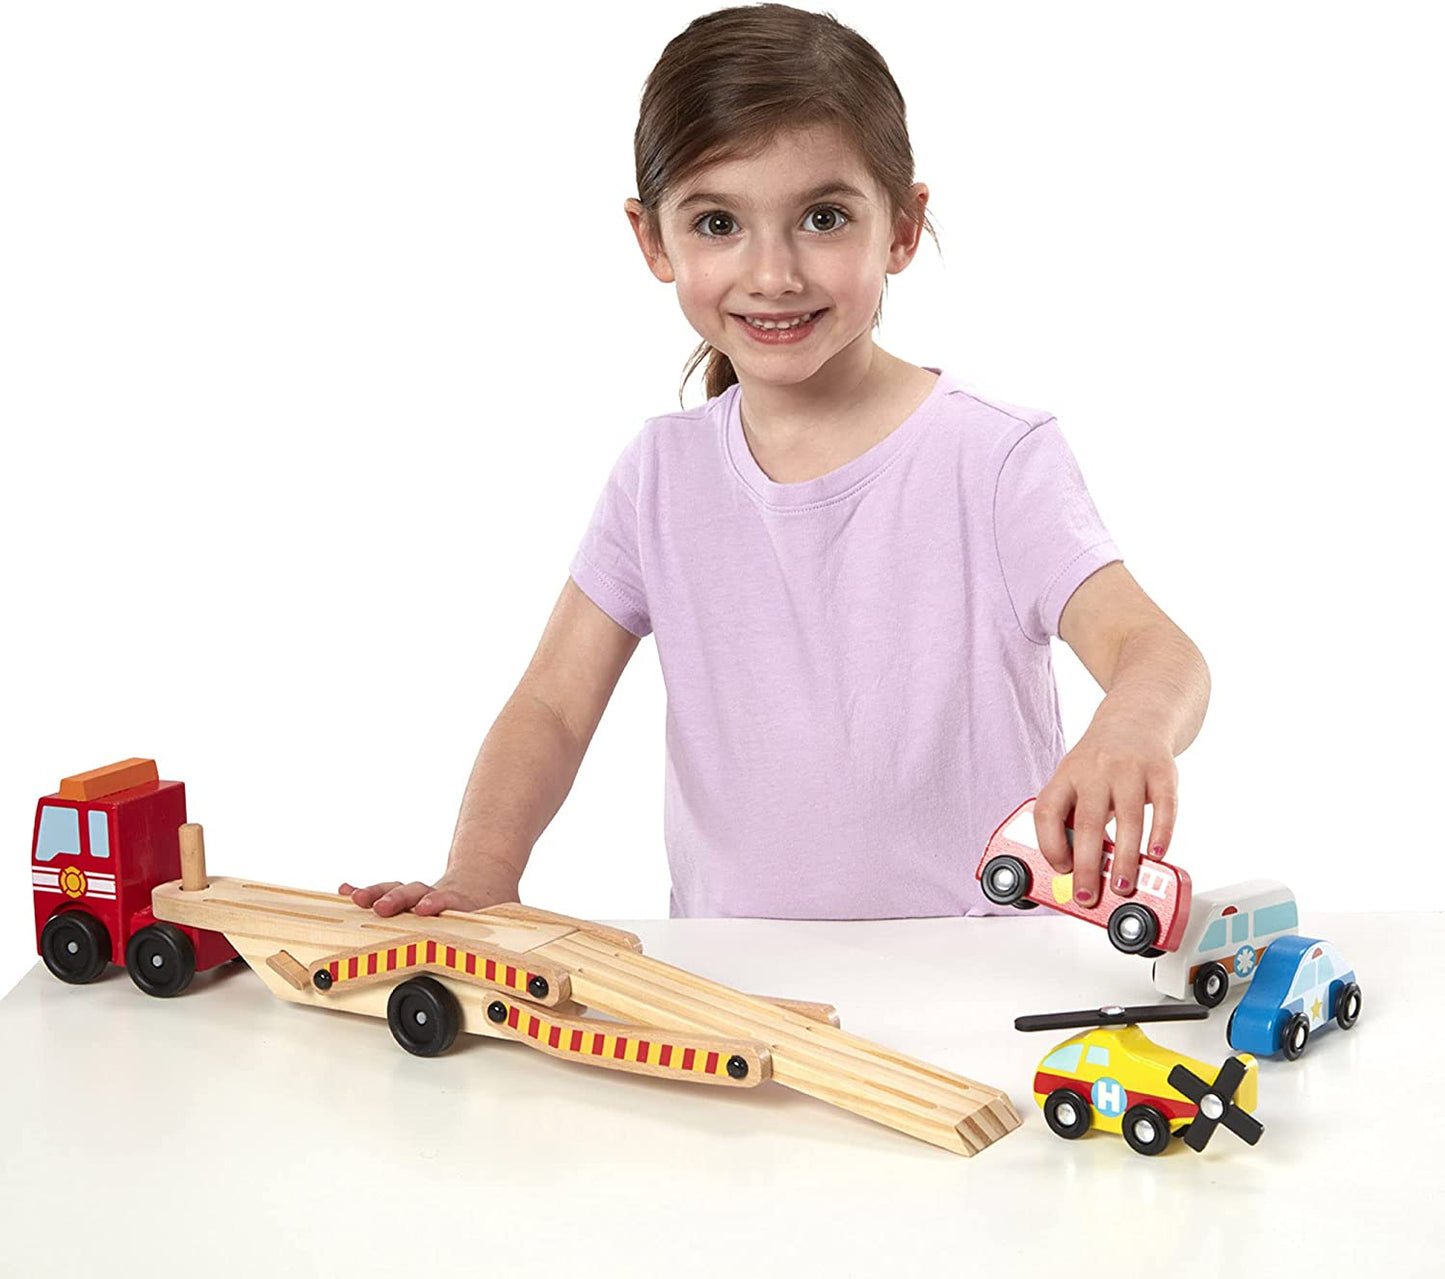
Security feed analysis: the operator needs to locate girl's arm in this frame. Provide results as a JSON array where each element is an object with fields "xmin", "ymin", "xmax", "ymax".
[
  {"xmin": 1033, "ymin": 561, "xmax": 1211, "ymax": 905},
  {"xmin": 341, "ymin": 577, "xmax": 641, "ymax": 916}
]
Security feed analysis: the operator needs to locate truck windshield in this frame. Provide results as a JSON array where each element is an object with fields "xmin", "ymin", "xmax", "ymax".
[{"xmin": 34, "ymin": 806, "xmax": 81, "ymax": 862}]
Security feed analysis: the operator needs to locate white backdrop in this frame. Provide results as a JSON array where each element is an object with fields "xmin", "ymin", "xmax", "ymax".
[{"xmin": 3, "ymin": 1, "xmax": 1440, "ymax": 997}]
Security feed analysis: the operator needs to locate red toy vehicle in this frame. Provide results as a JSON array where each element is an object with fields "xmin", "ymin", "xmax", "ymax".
[
  {"xmin": 976, "ymin": 797, "xmax": 1192, "ymax": 956},
  {"xmin": 30, "ymin": 758, "xmax": 238, "ymax": 995}
]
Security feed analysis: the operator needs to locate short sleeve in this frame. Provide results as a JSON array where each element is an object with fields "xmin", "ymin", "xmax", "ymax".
[
  {"xmin": 568, "ymin": 431, "xmax": 652, "ymax": 637},
  {"xmin": 992, "ymin": 418, "xmax": 1122, "ymax": 644}
]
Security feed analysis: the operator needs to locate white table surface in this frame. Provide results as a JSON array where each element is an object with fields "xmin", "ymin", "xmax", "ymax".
[{"xmin": 2, "ymin": 910, "xmax": 1437, "ymax": 1276}]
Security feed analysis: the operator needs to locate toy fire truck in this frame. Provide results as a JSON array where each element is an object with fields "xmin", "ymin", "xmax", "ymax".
[{"xmin": 32, "ymin": 757, "xmax": 238, "ymax": 993}]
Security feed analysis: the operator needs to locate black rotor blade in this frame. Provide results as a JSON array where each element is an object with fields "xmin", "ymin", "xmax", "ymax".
[
  {"xmin": 1212, "ymin": 1056, "xmax": 1249, "ymax": 1105},
  {"xmin": 1223, "ymin": 1109, "xmax": 1265, "ymax": 1146},
  {"xmin": 1182, "ymin": 1115, "xmax": 1218, "ymax": 1152},
  {"xmin": 1167, "ymin": 1063, "xmax": 1208, "ymax": 1104},
  {"xmin": 1015, "ymin": 1004, "xmax": 1210, "ymax": 1033}
]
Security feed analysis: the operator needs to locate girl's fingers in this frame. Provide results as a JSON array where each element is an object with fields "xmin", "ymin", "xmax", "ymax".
[
  {"xmin": 373, "ymin": 881, "xmax": 432, "ymax": 916},
  {"xmin": 1145, "ymin": 788, "xmax": 1179, "ymax": 860},
  {"xmin": 1069, "ymin": 797, "xmax": 1110, "ymax": 907},
  {"xmin": 339, "ymin": 880, "xmax": 400, "ymax": 904},
  {"xmin": 416, "ymin": 890, "xmax": 479, "ymax": 915},
  {"xmin": 1033, "ymin": 789, "xmax": 1075, "ymax": 873},
  {"xmin": 1110, "ymin": 789, "xmax": 1147, "ymax": 897},
  {"xmin": 339, "ymin": 880, "xmax": 492, "ymax": 916}
]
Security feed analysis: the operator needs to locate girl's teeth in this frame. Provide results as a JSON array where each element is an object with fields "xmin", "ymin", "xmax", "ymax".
[{"xmin": 744, "ymin": 311, "xmax": 816, "ymax": 330}]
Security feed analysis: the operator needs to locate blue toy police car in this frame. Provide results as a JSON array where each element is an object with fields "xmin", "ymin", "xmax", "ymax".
[{"xmin": 1226, "ymin": 934, "xmax": 1361, "ymax": 1060}]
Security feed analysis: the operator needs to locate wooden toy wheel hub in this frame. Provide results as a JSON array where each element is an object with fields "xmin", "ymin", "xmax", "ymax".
[
  {"xmin": 1106, "ymin": 903, "xmax": 1160, "ymax": 954},
  {"xmin": 387, "ymin": 977, "xmax": 461, "ymax": 1057},
  {"xmin": 980, "ymin": 855, "xmax": 1030, "ymax": 906}
]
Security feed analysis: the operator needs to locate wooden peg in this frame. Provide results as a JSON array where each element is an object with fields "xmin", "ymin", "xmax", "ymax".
[{"xmin": 179, "ymin": 823, "xmax": 209, "ymax": 891}]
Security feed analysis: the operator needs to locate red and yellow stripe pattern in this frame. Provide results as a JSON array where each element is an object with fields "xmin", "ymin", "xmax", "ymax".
[
  {"xmin": 317, "ymin": 937, "xmax": 563, "ymax": 1005},
  {"xmin": 487, "ymin": 998, "xmax": 769, "ymax": 1088}
]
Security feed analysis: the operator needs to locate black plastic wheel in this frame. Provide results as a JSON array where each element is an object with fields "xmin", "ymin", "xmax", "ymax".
[
  {"xmin": 981, "ymin": 855, "xmax": 1031, "ymax": 907},
  {"xmin": 1043, "ymin": 1089, "xmax": 1091, "ymax": 1139},
  {"xmin": 1106, "ymin": 903, "xmax": 1159, "ymax": 955},
  {"xmin": 1141, "ymin": 946, "xmax": 1166, "ymax": 959},
  {"xmin": 1335, "ymin": 982, "xmax": 1362, "ymax": 1030},
  {"xmin": 1281, "ymin": 1012, "xmax": 1310, "ymax": 1060},
  {"xmin": 40, "ymin": 911, "xmax": 112, "ymax": 984},
  {"xmin": 1226, "ymin": 1005, "xmax": 1238, "ymax": 1047},
  {"xmin": 125, "ymin": 923, "xmax": 197, "ymax": 998},
  {"xmin": 1193, "ymin": 961, "xmax": 1230, "ymax": 1008},
  {"xmin": 1122, "ymin": 1103, "xmax": 1173, "ymax": 1156},
  {"xmin": 387, "ymin": 976, "xmax": 461, "ymax": 1057}
]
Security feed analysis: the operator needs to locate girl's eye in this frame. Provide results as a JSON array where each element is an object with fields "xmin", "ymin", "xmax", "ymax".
[{"xmin": 689, "ymin": 204, "xmax": 850, "ymax": 239}]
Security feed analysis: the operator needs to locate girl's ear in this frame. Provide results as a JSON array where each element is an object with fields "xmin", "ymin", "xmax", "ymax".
[
  {"xmin": 886, "ymin": 184, "xmax": 929, "ymax": 271},
  {"xmin": 624, "ymin": 199, "xmax": 675, "ymax": 283}
]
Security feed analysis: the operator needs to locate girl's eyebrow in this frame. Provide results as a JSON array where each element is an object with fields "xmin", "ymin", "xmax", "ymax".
[{"xmin": 674, "ymin": 181, "xmax": 868, "ymax": 212}]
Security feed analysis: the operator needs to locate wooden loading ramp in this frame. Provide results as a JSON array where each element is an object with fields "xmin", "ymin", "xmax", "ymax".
[
  {"xmin": 536, "ymin": 929, "xmax": 1020, "ymax": 1155},
  {"xmin": 153, "ymin": 870, "xmax": 1020, "ymax": 1157}
]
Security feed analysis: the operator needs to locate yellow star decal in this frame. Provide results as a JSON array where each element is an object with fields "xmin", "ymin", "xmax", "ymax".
[{"xmin": 1310, "ymin": 995, "xmax": 1323, "ymax": 1021}]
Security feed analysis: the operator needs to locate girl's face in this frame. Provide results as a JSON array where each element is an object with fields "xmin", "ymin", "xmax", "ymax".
[{"xmin": 625, "ymin": 124, "xmax": 927, "ymax": 389}]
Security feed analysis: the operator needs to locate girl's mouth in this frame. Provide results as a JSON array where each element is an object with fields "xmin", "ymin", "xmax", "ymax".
[{"xmin": 732, "ymin": 308, "xmax": 827, "ymax": 344}]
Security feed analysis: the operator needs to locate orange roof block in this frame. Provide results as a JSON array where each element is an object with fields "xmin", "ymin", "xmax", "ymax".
[{"xmin": 58, "ymin": 758, "xmax": 159, "ymax": 801}]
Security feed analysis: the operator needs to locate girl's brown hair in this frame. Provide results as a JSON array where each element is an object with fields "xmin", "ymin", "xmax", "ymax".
[{"xmin": 631, "ymin": 3, "xmax": 941, "ymax": 407}]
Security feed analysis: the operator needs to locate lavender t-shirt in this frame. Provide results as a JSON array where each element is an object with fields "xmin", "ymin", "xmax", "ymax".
[{"xmin": 569, "ymin": 367, "xmax": 1122, "ymax": 919}]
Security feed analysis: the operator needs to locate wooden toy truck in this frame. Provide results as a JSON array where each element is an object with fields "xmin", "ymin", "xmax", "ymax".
[{"xmin": 30, "ymin": 758, "xmax": 1021, "ymax": 1158}]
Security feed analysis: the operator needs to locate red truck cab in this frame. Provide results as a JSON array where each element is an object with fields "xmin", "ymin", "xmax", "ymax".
[{"xmin": 32, "ymin": 757, "xmax": 236, "ymax": 995}]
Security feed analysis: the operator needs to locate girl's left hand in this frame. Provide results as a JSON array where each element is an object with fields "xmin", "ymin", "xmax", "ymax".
[{"xmin": 1033, "ymin": 715, "xmax": 1178, "ymax": 909}]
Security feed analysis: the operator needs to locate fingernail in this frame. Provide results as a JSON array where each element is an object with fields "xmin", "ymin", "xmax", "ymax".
[
  {"xmin": 1076, "ymin": 889, "xmax": 1093, "ymax": 904},
  {"xmin": 1151, "ymin": 845, "xmax": 1164, "ymax": 859},
  {"xmin": 1114, "ymin": 876, "xmax": 1131, "ymax": 893}
]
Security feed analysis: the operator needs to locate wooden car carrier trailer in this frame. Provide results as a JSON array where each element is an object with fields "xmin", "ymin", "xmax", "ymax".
[{"xmin": 152, "ymin": 824, "xmax": 1020, "ymax": 1157}]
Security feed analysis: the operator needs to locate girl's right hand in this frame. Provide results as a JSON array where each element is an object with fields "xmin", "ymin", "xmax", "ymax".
[{"xmin": 338, "ymin": 870, "xmax": 518, "ymax": 918}]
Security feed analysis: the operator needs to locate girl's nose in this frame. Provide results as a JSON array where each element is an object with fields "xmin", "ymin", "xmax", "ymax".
[{"xmin": 740, "ymin": 234, "xmax": 805, "ymax": 292}]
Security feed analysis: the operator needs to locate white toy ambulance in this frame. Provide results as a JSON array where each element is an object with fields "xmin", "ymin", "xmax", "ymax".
[{"xmin": 1151, "ymin": 879, "xmax": 1299, "ymax": 1007}]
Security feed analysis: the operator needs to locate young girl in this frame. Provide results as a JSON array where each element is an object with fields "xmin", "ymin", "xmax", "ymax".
[{"xmin": 342, "ymin": 3, "xmax": 1209, "ymax": 922}]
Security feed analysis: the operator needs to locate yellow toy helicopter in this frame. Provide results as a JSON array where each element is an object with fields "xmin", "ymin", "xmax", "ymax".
[{"xmin": 1014, "ymin": 1003, "xmax": 1264, "ymax": 1155}]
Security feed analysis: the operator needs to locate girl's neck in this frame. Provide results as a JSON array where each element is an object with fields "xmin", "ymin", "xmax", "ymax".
[{"xmin": 736, "ymin": 349, "xmax": 939, "ymax": 485}]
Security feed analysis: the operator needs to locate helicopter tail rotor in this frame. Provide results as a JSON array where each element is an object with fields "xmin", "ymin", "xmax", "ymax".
[{"xmin": 1168, "ymin": 1056, "xmax": 1264, "ymax": 1152}]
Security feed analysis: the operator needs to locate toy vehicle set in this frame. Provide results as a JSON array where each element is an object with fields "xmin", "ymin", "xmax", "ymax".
[
  {"xmin": 981, "ymin": 796, "xmax": 1362, "ymax": 1156},
  {"xmin": 28, "ymin": 763, "xmax": 1362, "ymax": 1162}
]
